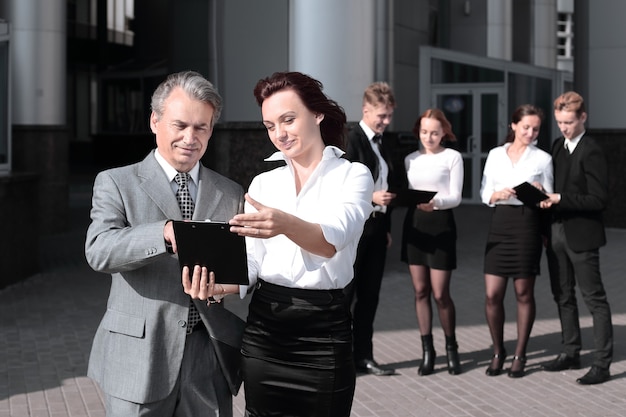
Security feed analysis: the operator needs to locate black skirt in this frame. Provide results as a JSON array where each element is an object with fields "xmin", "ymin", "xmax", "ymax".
[
  {"xmin": 484, "ymin": 205, "xmax": 542, "ymax": 277},
  {"xmin": 241, "ymin": 280, "xmax": 355, "ymax": 417},
  {"xmin": 401, "ymin": 207, "xmax": 457, "ymax": 270}
]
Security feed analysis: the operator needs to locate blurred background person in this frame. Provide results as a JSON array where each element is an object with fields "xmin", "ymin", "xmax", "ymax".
[
  {"xmin": 345, "ymin": 81, "xmax": 398, "ymax": 376},
  {"xmin": 401, "ymin": 108, "xmax": 463, "ymax": 376},
  {"xmin": 541, "ymin": 91, "xmax": 613, "ymax": 385},
  {"xmin": 480, "ymin": 104, "xmax": 553, "ymax": 378}
]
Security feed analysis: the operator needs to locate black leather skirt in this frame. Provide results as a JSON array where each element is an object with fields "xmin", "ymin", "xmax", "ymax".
[{"xmin": 241, "ymin": 279, "xmax": 355, "ymax": 417}]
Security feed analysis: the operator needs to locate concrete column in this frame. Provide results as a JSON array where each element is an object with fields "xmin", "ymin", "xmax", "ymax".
[
  {"xmin": 289, "ymin": 0, "xmax": 377, "ymax": 121},
  {"xmin": 1, "ymin": 0, "xmax": 68, "ymax": 235},
  {"xmin": 486, "ymin": 0, "xmax": 512, "ymax": 60},
  {"xmin": 5, "ymin": 0, "xmax": 65, "ymax": 124},
  {"xmin": 532, "ymin": 0, "xmax": 557, "ymax": 68}
]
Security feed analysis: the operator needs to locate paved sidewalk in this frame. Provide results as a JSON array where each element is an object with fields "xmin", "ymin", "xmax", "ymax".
[{"xmin": 1, "ymin": 187, "xmax": 624, "ymax": 417}]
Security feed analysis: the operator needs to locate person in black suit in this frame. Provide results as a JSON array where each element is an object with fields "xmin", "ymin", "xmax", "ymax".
[
  {"xmin": 345, "ymin": 82, "xmax": 397, "ymax": 376},
  {"xmin": 540, "ymin": 91, "xmax": 613, "ymax": 385}
]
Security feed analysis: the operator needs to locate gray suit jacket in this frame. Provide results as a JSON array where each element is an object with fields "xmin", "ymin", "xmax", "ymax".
[{"xmin": 85, "ymin": 151, "xmax": 245, "ymax": 404}]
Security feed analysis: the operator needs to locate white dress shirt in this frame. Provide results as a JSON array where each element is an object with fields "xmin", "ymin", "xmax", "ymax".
[
  {"xmin": 242, "ymin": 146, "xmax": 374, "ymax": 291},
  {"xmin": 404, "ymin": 148, "xmax": 464, "ymax": 210},
  {"xmin": 480, "ymin": 143, "xmax": 553, "ymax": 207},
  {"xmin": 564, "ymin": 130, "xmax": 585, "ymax": 153}
]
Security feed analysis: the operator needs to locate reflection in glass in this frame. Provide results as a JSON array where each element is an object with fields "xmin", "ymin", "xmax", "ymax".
[
  {"xmin": 0, "ymin": 41, "xmax": 8, "ymax": 166},
  {"xmin": 508, "ymin": 73, "xmax": 553, "ymax": 151},
  {"xmin": 481, "ymin": 94, "xmax": 499, "ymax": 151},
  {"xmin": 437, "ymin": 94, "xmax": 473, "ymax": 153},
  {"xmin": 432, "ymin": 59, "xmax": 505, "ymax": 84}
]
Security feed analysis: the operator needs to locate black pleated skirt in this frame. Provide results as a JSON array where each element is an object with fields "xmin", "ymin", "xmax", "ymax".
[
  {"xmin": 401, "ymin": 208, "xmax": 457, "ymax": 270},
  {"xmin": 484, "ymin": 205, "xmax": 542, "ymax": 277},
  {"xmin": 241, "ymin": 280, "xmax": 355, "ymax": 417}
]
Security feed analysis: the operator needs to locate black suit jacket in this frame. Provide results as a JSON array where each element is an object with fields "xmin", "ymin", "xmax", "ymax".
[
  {"xmin": 345, "ymin": 124, "xmax": 393, "ymax": 232},
  {"xmin": 345, "ymin": 124, "xmax": 384, "ymax": 182},
  {"xmin": 551, "ymin": 134, "xmax": 608, "ymax": 252}
]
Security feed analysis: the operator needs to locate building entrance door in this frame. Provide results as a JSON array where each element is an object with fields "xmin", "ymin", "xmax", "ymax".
[{"xmin": 432, "ymin": 87, "xmax": 506, "ymax": 203}]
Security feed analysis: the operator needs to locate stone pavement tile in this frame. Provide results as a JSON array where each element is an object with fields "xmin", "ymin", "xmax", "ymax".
[{"xmin": 2, "ymin": 203, "xmax": 625, "ymax": 416}]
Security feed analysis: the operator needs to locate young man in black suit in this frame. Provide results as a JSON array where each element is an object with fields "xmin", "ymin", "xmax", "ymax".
[
  {"xmin": 345, "ymin": 82, "xmax": 397, "ymax": 376},
  {"xmin": 540, "ymin": 91, "xmax": 613, "ymax": 385}
]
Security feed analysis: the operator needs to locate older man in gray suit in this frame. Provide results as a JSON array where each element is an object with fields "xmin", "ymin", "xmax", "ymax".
[{"xmin": 85, "ymin": 71, "xmax": 245, "ymax": 417}]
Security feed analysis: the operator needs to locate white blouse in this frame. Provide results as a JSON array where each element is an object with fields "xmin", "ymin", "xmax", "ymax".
[
  {"xmin": 480, "ymin": 143, "xmax": 553, "ymax": 207},
  {"xmin": 242, "ymin": 146, "xmax": 374, "ymax": 291},
  {"xmin": 404, "ymin": 148, "xmax": 464, "ymax": 210}
]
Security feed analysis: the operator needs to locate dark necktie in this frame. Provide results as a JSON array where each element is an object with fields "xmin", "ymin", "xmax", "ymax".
[
  {"xmin": 174, "ymin": 172, "xmax": 200, "ymax": 334},
  {"xmin": 175, "ymin": 172, "xmax": 195, "ymax": 220}
]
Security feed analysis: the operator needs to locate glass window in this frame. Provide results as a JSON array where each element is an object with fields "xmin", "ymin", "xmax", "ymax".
[
  {"xmin": 431, "ymin": 59, "xmax": 504, "ymax": 84},
  {"xmin": 481, "ymin": 94, "xmax": 499, "ymax": 152},
  {"xmin": 108, "ymin": 0, "xmax": 134, "ymax": 45},
  {"xmin": 68, "ymin": 0, "xmax": 134, "ymax": 45},
  {"xmin": 101, "ymin": 78, "xmax": 143, "ymax": 134},
  {"xmin": 0, "ymin": 38, "xmax": 9, "ymax": 171},
  {"xmin": 508, "ymin": 73, "xmax": 553, "ymax": 152},
  {"xmin": 557, "ymin": 12, "xmax": 574, "ymax": 59},
  {"xmin": 100, "ymin": 74, "xmax": 161, "ymax": 134}
]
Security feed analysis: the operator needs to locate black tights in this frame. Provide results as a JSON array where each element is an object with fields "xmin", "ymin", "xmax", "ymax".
[{"xmin": 484, "ymin": 274, "xmax": 536, "ymax": 371}]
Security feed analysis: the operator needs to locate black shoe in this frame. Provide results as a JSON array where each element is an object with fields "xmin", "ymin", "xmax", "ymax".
[
  {"xmin": 507, "ymin": 355, "xmax": 527, "ymax": 378},
  {"xmin": 485, "ymin": 349, "xmax": 507, "ymax": 376},
  {"xmin": 418, "ymin": 334, "xmax": 436, "ymax": 376},
  {"xmin": 445, "ymin": 335, "xmax": 462, "ymax": 375},
  {"xmin": 355, "ymin": 359, "xmax": 396, "ymax": 376},
  {"xmin": 542, "ymin": 353, "xmax": 581, "ymax": 372},
  {"xmin": 576, "ymin": 366, "xmax": 610, "ymax": 385}
]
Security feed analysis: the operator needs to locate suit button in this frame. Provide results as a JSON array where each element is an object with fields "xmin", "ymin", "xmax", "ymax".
[{"xmin": 178, "ymin": 320, "xmax": 186, "ymax": 328}]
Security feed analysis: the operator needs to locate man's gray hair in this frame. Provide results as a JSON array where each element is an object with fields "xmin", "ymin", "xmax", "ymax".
[{"xmin": 150, "ymin": 70, "xmax": 223, "ymax": 126}]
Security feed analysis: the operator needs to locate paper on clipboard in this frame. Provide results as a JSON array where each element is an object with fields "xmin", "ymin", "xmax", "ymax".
[{"xmin": 172, "ymin": 221, "xmax": 249, "ymax": 285}]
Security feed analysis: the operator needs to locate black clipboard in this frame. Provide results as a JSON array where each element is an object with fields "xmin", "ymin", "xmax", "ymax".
[
  {"xmin": 389, "ymin": 189, "xmax": 437, "ymax": 207},
  {"xmin": 513, "ymin": 182, "xmax": 549, "ymax": 207},
  {"xmin": 172, "ymin": 221, "xmax": 249, "ymax": 285}
]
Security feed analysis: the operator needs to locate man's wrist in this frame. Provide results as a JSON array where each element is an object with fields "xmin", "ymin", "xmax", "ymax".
[{"xmin": 211, "ymin": 284, "xmax": 226, "ymax": 302}]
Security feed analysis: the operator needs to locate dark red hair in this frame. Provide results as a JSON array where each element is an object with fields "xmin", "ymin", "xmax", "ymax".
[
  {"xmin": 253, "ymin": 71, "xmax": 347, "ymax": 149},
  {"xmin": 412, "ymin": 108, "xmax": 457, "ymax": 143}
]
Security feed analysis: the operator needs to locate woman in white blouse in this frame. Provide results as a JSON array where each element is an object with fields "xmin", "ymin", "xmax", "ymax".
[
  {"xmin": 480, "ymin": 104, "xmax": 553, "ymax": 378},
  {"xmin": 402, "ymin": 108, "xmax": 464, "ymax": 376},
  {"xmin": 224, "ymin": 72, "xmax": 374, "ymax": 416}
]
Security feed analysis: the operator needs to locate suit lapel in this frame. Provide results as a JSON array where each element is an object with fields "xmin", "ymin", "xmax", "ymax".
[
  {"xmin": 357, "ymin": 125, "xmax": 380, "ymax": 182},
  {"xmin": 194, "ymin": 166, "xmax": 224, "ymax": 221},
  {"xmin": 137, "ymin": 152, "xmax": 182, "ymax": 220},
  {"xmin": 551, "ymin": 138, "xmax": 565, "ymax": 191}
]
